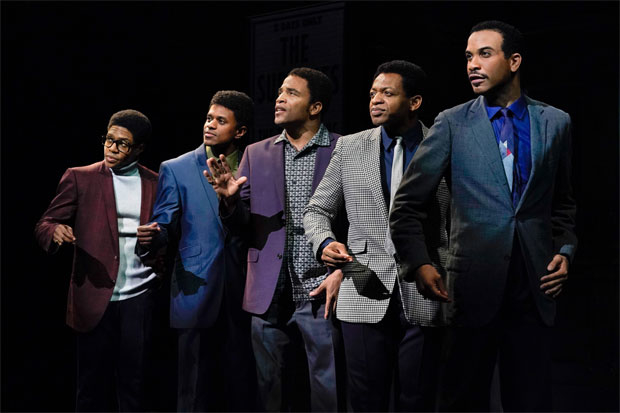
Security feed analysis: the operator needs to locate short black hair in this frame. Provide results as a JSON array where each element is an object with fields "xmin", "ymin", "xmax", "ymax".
[
  {"xmin": 373, "ymin": 60, "xmax": 427, "ymax": 98},
  {"xmin": 210, "ymin": 90, "xmax": 254, "ymax": 130},
  {"xmin": 288, "ymin": 67, "xmax": 333, "ymax": 114},
  {"xmin": 107, "ymin": 109, "xmax": 152, "ymax": 145},
  {"xmin": 470, "ymin": 20, "xmax": 525, "ymax": 59}
]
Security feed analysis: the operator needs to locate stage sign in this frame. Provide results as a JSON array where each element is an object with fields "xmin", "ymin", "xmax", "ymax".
[{"xmin": 250, "ymin": 2, "xmax": 344, "ymax": 141}]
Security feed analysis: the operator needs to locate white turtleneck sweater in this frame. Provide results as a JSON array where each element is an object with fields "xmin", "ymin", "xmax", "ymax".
[{"xmin": 110, "ymin": 161, "xmax": 157, "ymax": 301}]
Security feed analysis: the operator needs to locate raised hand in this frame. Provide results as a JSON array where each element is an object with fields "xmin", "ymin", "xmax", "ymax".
[{"xmin": 204, "ymin": 154, "xmax": 247, "ymax": 201}]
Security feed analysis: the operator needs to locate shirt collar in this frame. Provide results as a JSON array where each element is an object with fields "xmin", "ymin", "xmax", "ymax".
[
  {"xmin": 205, "ymin": 145, "xmax": 240, "ymax": 172},
  {"xmin": 484, "ymin": 94, "xmax": 528, "ymax": 120},
  {"xmin": 110, "ymin": 160, "xmax": 139, "ymax": 176},
  {"xmin": 275, "ymin": 123, "xmax": 331, "ymax": 149},
  {"xmin": 381, "ymin": 122, "xmax": 423, "ymax": 152}
]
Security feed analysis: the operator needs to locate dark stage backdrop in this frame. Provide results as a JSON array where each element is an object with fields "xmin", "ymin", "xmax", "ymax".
[{"xmin": 2, "ymin": 1, "xmax": 618, "ymax": 411}]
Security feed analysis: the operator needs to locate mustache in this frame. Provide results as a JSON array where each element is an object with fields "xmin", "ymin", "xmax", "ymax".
[{"xmin": 469, "ymin": 72, "xmax": 487, "ymax": 78}]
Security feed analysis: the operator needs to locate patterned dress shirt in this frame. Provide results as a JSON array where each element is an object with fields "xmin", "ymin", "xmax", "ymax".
[{"xmin": 271, "ymin": 124, "xmax": 331, "ymax": 304}]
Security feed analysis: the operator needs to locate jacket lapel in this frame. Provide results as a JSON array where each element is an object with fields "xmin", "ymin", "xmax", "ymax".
[
  {"xmin": 137, "ymin": 165, "xmax": 156, "ymax": 224},
  {"xmin": 366, "ymin": 127, "xmax": 389, "ymax": 219},
  {"xmin": 515, "ymin": 97, "xmax": 546, "ymax": 212},
  {"xmin": 99, "ymin": 162, "xmax": 120, "ymax": 247},
  {"xmin": 272, "ymin": 138, "xmax": 286, "ymax": 212},
  {"xmin": 420, "ymin": 121, "xmax": 429, "ymax": 139},
  {"xmin": 311, "ymin": 132, "xmax": 336, "ymax": 194},
  {"xmin": 194, "ymin": 145, "xmax": 225, "ymax": 232},
  {"xmin": 468, "ymin": 96, "xmax": 513, "ymax": 204}
]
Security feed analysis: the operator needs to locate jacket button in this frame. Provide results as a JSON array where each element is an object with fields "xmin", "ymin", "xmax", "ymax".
[
  {"xmin": 504, "ymin": 254, "xmax": 511, "ymax": 261},
  {"xmin": 114, "ymin": 255, "xmax": 118, "ymax": 261},
  {"xmin": 277, "ymin": 253, "xmax": 283, "ymax": 260}
]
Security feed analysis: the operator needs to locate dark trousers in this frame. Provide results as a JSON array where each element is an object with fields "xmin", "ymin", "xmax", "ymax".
[
  {"xmin": 251, "ymin": 300, "xmax": 338, "ymax": 412},
  {"xmin": 437, "ymin": 240, "xmax": 553, "ymax": 412},
  {"xmin": 76, "ymin": 289, "xmax": 155, "ymax": 412},
  {"xmin": 177, "ymin": 300, "xmax": 257, "ymax": 412},
  {"xmin": 340, "ymin": 289, "xmax": 441, "ymax": 412}
]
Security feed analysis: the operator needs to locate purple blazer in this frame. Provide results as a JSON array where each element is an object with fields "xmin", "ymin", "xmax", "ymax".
[{"xmin": 222, "ymin": 131, "xmax": 340, "ymax": 314}]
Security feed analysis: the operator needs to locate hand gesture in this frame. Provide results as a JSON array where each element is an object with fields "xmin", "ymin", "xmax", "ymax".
[
  {"xmin": 53, "ymin": 224, "xmax": 76, "ymax": 246},
  {"xmin": 204, "ymin": 155, "xmax": 247, "ymax": 200},
  {"xmin": 540, "ymin": 254, "xmax": 569, "ymax": 298},
  {"xmin": 137, "ymin": 222, "xmax": 160, "ymax": 247},
  {"xmin": 309, "ymin": 269, "xmax": 344, "ymax": 319},
  {"xmin": 413, "ymin": 264, "xmax": 451, "ymax": 302},
  {"xmin": 321, "ymin": 241, "xmax": 353, "ymax": 267}
]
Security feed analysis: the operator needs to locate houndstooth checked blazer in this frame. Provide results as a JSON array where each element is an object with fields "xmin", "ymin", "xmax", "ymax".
[{"xmin": 303, "ymin": 123, "xmax": 449, "ymax": 326}]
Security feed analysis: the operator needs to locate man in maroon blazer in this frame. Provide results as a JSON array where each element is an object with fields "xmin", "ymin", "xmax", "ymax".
[{"xmin": 34, "ymin": 109, "xmax": 159, "ymax": 412}]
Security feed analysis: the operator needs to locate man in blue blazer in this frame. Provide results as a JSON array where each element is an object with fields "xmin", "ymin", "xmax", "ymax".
[
  {"xmin": 137, "ymin": 91, "xmax": 256, "ymax": 411},
  {"xmin": 389, "ymin": 21, "xmax": 577, "ymax": 411}
]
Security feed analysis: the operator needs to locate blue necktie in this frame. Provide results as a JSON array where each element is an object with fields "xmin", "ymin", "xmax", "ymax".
[{"xmin": 498, "ymin": 108, "xmax": 520, "ymax": 207}]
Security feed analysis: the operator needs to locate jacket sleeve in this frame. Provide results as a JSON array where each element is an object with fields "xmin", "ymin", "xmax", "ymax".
[
  {"xmin": 34, "ymin": 168, "xmax": 79, "ymax": 254},
  {"xmin": 137, "ymin": 162, "xmax": 180, "ymax": 258},
  {"xmin": 551, "ymin": 113, "xmax": 578, "ymax": 261},
  {"xmin": 389, "ymin": 111, "xmax": 452, "ymax": 281},
  {"xmin": 303, "ymin": 138, "xmax": 345, "ymax": 259}
]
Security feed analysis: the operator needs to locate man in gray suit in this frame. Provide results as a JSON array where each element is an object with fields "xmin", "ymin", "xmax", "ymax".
[
  {"xmin": 389, "ymin": 21, "xmax": 577, "ymax": 411},
  {"xmin": 304, "ymin": 60, "xmax": 448, "ymax": 411}
]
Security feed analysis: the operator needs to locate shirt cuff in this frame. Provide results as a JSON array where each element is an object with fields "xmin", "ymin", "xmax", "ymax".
[{"xmin": 317, "ymin": 237, "xmax": 335, "ymax": 262}]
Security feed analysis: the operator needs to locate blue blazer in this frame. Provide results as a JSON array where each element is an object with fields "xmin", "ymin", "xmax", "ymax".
[
  {"xmin": 390, "ymin": 95, "xmax": 577, "ymax": 327},
  {"xmin": 144, "ymin": 145, "xmax": 229, "ymax": 328}
]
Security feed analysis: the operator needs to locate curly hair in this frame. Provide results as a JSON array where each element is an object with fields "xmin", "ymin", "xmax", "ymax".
[
  {"xmin": 288, "ymin": 67, "xmax": 334, "ymax": 114},
  {"xmin": 107, "ymin": 109, "xmax": 152, "ymax": 145},
  {"xmin": 373, "ymin": 60, "xmax": 427, "ymax": 98},
  {"xmin": 210, "ymin": 90, "xmax": 254, "ymax": 130},
  {"xmin": 470, "ymin": 20, "xmax": 525, "ymax": 59}
]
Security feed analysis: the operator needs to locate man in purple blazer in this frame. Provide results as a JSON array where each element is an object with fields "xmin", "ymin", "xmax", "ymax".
[
  {"xmin": 206, "ymin": 68, "xmax": 342, "ymax": 411},
  {"xmin": 34, "ymin": 109, "xmax": 159, "ymax": 411}
]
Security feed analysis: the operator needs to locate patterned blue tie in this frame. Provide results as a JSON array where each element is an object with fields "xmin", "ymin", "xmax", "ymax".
[{"xmin": 499, "ymin": 108, "xmax": 518, "ymax": 207}]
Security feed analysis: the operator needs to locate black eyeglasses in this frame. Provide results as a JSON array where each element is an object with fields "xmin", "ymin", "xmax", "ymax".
[{"xmin": 101, "ymin": 135, "xmax": 134, "ymax": 154}]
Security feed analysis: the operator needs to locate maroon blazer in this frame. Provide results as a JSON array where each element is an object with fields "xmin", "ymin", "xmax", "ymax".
[{"xmin": 34, "ymin": 161, "xmax": 158, "ymax": 332}]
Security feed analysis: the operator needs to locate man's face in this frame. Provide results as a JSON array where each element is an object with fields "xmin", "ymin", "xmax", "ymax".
[
  {"xmin": 203, "ymin": 104, "xmax": 243, "ymax": 148},
  {"xmin": 369, "ymin": 73, "xmax": 413, "ymax": 129},
  {"xmin": 274, "ymin": 75, "xmax": 314, "ymax": 126},
  {"xmin": 103, "ymin": 125, "xmax": 142, "ymax": 169},
  {"xmin": 465, "ymin": 29, "xmax": 516, "ymax": 95}
]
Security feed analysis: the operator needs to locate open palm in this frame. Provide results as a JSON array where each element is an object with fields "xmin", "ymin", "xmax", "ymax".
[{"xmin": 204, "ymin": 155, "xmax": 247, "ymax": 199}]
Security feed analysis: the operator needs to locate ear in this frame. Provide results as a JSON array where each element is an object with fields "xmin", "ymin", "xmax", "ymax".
[
  {"xmin": 133, "ymin": 144, "xmax": 145, "ymax": 157},
  {"xmin": 234, "ymin": 126, "xmax": 248, "ymax": 140},
  {"xmin": 409, "ymin": 95, "xmax": 422, "ymax": 112},
  {"xmin": 509, "ymin": 52, "xmax": 522, "ymax": 73},
  {"xmin": 309, "ymin": 101, "xmax": 323, "ymax": 117}
]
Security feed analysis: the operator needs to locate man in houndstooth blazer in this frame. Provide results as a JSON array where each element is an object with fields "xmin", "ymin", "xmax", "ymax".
[{"xmin": 303, "ymin": 61, "xmax": 449, "ymax": 412}]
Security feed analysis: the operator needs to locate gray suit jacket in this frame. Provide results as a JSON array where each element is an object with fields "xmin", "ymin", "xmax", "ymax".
[
  {"xmin": 390, "ymin": 95, "xmax": 577, "ymax": 327},
  {"xmin": 304, "ymin": 122, "xmax": 449, "ymax": 326}
]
